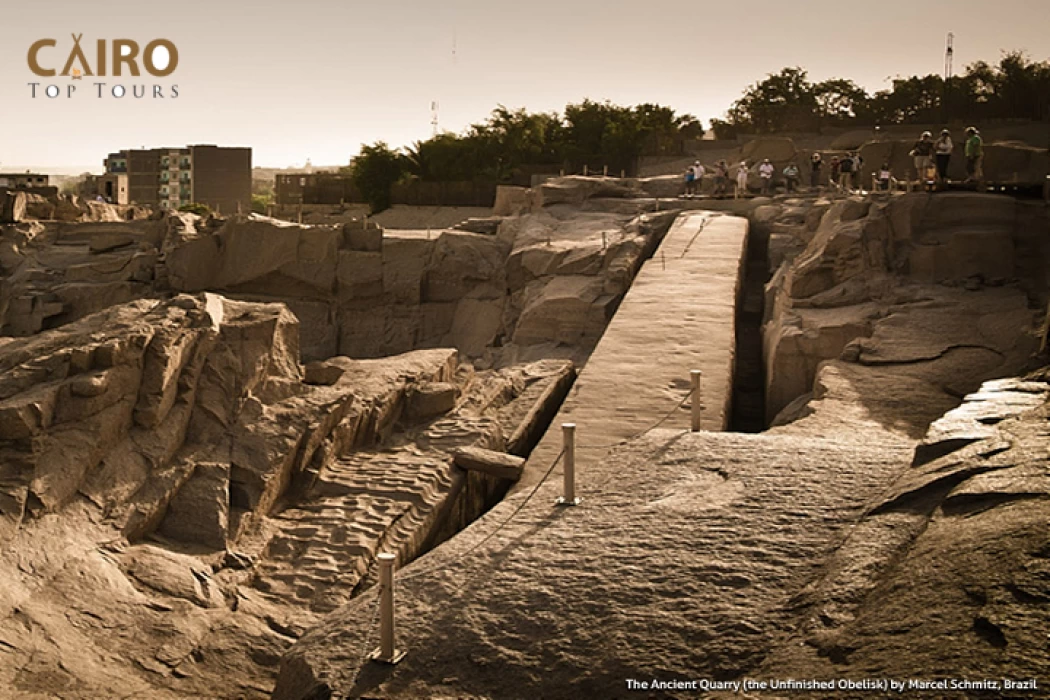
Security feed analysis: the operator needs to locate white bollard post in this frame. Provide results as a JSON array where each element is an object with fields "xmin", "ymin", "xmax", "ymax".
[
  {"xmin": 369, "ymin": 553, "xmax": 406, "ymax": 664},
  {"xmin": 583, "ymin": 164, "xmax": 589, "ymax": 177},
  {"xmin": 556, "ymin": 423, "xmax": 580, "ymax": 506},
  {"xmin": 603, "ymin": 165, "xmax": 608, "ymax": 177},
  {"xmin": 690, "ymin": 370, "xmax": 703, "ymax": 432}
]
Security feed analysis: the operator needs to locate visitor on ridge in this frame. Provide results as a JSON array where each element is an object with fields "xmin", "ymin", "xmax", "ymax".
[
  {"xmin": 838, "ymin": 152, "xmax": 854, "ymax": 192},
  {"xmin": 759, "ymin": 158, "xmax": 775, "ymax": 195},
  {"xmin": 924, "ymin": 160, "xmax": 938, "ymax": 192},
  {"xmin": 735, "ymin": 161, "xmax": 749, "ymax": 199},
  {"xmin": 852, "ymin": 151, "xmax": 864, "ymax": 190},
  {"xmin": 714, "ymin": 160, "xmax": 730, "ymax": 197},
  {"xmin": 783, "ymin": 162, "xmax": 800, "ymax": 193},
  {"xmin": 810, "ymin": 152, "xmax": 823, "ymax": 189},
  {"xmin": 830, "ymin": 156, "xmax": 841, "ymax": 187},
  {"xmin": 692, "ymin": 160, "xmax": 705, "ymax": 195},
  {"xmin": 965, "ymin": 126, "xmax": 984, "ymax": 184},
  {"xmin": 877, "ymin": 163, "xmax": 892, "ymax": 192},
  {"xmin": 910, "ymin": 131, "xmax": 935, "ymax": 184},
  {"xmin": 934, "ymin": 129, "xmax": 953, "ymax": 183},
  {"xmin": 683, "ymin": 164, "xmax": 696, "ymax": 197}
]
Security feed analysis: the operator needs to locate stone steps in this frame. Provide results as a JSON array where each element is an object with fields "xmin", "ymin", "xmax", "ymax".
[{"xmin": 251, "ymin": 449, "xmax": 454, "ymax": 614}]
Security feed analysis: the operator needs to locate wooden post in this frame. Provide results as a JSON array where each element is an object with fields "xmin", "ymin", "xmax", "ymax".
[
  {"xmin": 583, "ymin": 164, "xmax": 589, "ymax": 177},
  {"xmin": 556, "ymin": 423, "xmax": 579, "ymax": 506},
  {"xmin": 603, "ymin": 165, "xmax": 608, "ymax": 177},
  {"xmin": 369, "ymin": 553, "xmax": 406, "ymax": 664},
  {"xmin": 690, "ymin": 370, "xmax": 703, "ymax": 432}
]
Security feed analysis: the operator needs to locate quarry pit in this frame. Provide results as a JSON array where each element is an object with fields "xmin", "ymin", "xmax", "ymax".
[{"xmin": 1, "ymin": 169, "xmax": 1050, "ymax": 699}]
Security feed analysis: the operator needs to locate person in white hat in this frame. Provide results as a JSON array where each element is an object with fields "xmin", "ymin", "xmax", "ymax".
[
  {"xmin": 934, "ymin": 129, "xmax": 953, "ymax": 183},
  {"xmin": 689, "ymin": 160, "xmax": 705, "ymax": 196},
  {"xmin": 964, "ymin": 127, "xmax": 984, "ymax": 183},
  {"xmin": 735, "ymin": 161, "xmax": 750, "ymax": 198},
  {"xmin": 758, "ymin": 158, "xmax": 775, "ymax": 195}
]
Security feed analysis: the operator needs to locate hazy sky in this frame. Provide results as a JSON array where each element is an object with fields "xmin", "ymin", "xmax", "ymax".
[{"xmin": 2, "ymin": 0, "xmax": 1049, "ymax": 171}]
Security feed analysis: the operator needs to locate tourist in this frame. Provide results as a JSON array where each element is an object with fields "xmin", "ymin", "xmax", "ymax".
[
  {"xmin": 923, "ymin": 159, "xmax": 938, "ymax": 192},
  {"xmin": 910, "ymin": 131, "xmax": 935, "ymax": 184},
  {"xmin": 830, "ymin": 156, "xmax": 841, "ymax": 187},
  {"xmin": 783, "ymin": 162, "xmax": 800, "ymax": 193},
  {"xmin": 838, "ymin": 153, "xmax": 854, "ymax": 192},
  {"xmin": 758, "ymin": 158, "xmax": 775, "ymax": 195},
  {"xmin": 692, "ymin": 160, "xmax": 705, "ymax": 194},
  {"xmin": 683, "ymin": 165, "xmax": 696, "ymax": 197},
  {"xmin": 714, "ymin": 160, "xmax": 730, "ymax": 196},
  {"xmin": 965, "ymin": 126, "xmax": 984, "ymax": 183},
  {"xmin": 934, "ymin": 129, "xmax": 953, "ymax": 183},
  {"xmin": 877, "ymin": 163, "xmax": 892, "ymax": 192},
  {"xmin": 810, "ymin": 153, "xmax": 823, "ymax": 188},
  {"xmin": 735, "ymin": 161, "xmax": 749, "ymax": 199},
  {"xmin": 852, "ymin": 152, "xmax": 864, "ymax": 189}
]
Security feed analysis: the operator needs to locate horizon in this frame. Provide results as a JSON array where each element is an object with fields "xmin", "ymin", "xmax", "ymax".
[{"xmin": 2, "ymin": 0, "xmax": 1049, "ymax": 171}]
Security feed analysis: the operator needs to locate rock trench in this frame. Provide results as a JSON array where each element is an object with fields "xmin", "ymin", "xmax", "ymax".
[{"xmin": 3, "ymin": 178, "xmax": 1050, "ymax": 698}]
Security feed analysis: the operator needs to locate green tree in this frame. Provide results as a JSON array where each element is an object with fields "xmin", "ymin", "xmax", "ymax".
[
  {"xmin": 349, "ymin": 141, "xmax": 406, "ymax": 213},
  {"xmin": 813, "ymin": 79, "xmax": 870, "ymax": 122},
  {"xmin": 727, "ymin": 67, "xmax": 819, "ymax": 133}
]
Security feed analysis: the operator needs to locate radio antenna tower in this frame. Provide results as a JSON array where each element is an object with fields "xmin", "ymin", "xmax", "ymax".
[
  {"xmin": 945, "ymin": 33, "xmax": 954, "ymax": 81},
  {"xmin": 431, "ymin": 101, "xmax": 440, "ymax": 136},
  {"xmin": 943, "ymin": 33, "xmax": 954, "ymax": 122}
]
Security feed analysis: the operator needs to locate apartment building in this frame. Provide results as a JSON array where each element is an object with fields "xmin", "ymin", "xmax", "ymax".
[{"xmin": 102, "ymin": 145, "xmax": 251, "ymax": 213}]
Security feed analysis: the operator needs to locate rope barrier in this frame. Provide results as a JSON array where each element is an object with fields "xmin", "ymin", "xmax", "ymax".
[
  {"xmin": 393, "ymin": 447, "xmax": 566, "ymax": 586},
  {"xmin": 575, "ymin": 385, "xmax": 697, "ymax": 451},
  {"xmin": 346, "ymin": 590, "xmax": 382, "ymax": 686},
  {"xmin": 354, "ymin": 379, "xmax": 706, "ymax": 671}
]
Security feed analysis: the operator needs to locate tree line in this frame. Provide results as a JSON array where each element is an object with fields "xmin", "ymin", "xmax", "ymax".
[
  {"xmin": 345, "ymin": 101, "xmax": 701, "ymax": 211},
  {"xmin": 711, "ymin": 51, "xmax": 1050, "ymax": 137},
  {"xmin": 347, "ymin": 50, "xmax": 1049, "ymax": 212}
]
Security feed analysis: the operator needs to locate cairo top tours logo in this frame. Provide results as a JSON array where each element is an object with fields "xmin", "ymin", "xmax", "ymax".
[{"xmin": 26, "ymin": 33, "xmax": 179, "ymax": 100}]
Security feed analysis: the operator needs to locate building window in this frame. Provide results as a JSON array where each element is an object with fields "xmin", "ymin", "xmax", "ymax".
[{"xmin": 180, "ymin": 158, "xmax": 191, "ymax": 169}]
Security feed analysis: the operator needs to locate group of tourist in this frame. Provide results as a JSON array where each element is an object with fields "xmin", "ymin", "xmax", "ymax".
[
  {"xmin": 909, "ymin": 126, "xmax": 984, "ymax": 185},
  {"xmin": 682, "ymin": 126, "xmax": 986, "ymax": 198},
  {"xmin": 685, "ymin": 158, "xmax": 789, "ymax": 198}
]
